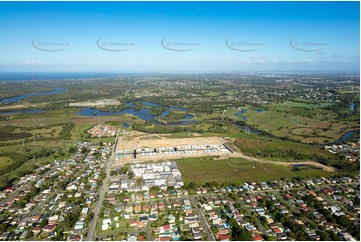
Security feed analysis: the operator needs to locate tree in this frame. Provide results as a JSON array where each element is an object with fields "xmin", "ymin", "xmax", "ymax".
[
  {"xmin": 337, "ymin": 215, "xmax": 352, "ymax": 229},
  {"xmin": 40, "ymin": 220, "xmax": 47, "ymax": 227},
  {"xmin": 330, "ymin": 231, "xmax": 342, "ymax": 241},
  {"xmin": 267, "ymin": 235, "xmax": 277, "ymax": 241},
  {"xmin": 266, "ymin": 200, "xmax": 275, "ymax": 211},
  {"xmin": 229, "ymin": 193, "xmax": 239, "ymax": 201},
  {"xmin": 149, "ymin": 186, "xmax": 160, "ymax": 193},
  {"xmin": 68, "ymin": 146, "xmax": 76, "ymax": 154},
  {"xmin": 231, "ymin": 225, "xmax": 252, "ymax": 241},
  {"xmin": 316, "ymin": 230, "xmax": 330, "ymax": 241},
  {"xmin": 187, "ymin": 182, "xmax": 197, "ymax": 190},
  {"xmin": 136, "ymin": 178, "xmax": 143, "ymax": 187},
  {"xmin": 239, "ymin": 230, "xmax": 253, "ymax": 241},
  {"xmin": 259, "ymin": 216, "xmax": 268, "ymax": 226},
  {"xmin": 295, "ymin": 231, "xmax": 307, "ymax": 241},
  {"xmin": 128, "ymin": 170, "xmax": 135, "ymax": 179},
  {"xmin": 211, "ymin": 226, "xmax": 218, "ymax": 234},
  {"xmin": 0, "ymin": 223, "xmax": 7, "ymax": 233},
  {"xmin": 55, "ymin": 227, "xmax": 64, "ymax": 240}
]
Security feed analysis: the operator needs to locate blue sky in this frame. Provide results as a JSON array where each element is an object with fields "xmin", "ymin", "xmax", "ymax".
[{"xmin": 0, "ymin": 1, "xmax": 359, "ymax": 72}]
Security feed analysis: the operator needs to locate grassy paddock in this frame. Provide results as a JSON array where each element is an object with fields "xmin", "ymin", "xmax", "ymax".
[
  {"xmin": 0, "ymin": 157, "xmax": 12, "ymax": 168},
  {"xmin": 96, "ymin": 217, "xmax": 130, "ymax": 235},
  {"xmin": 176, "ymin": 157, "xmax": 335, "ymax": 185},
  {"xmin": 229, "ymin": 102, "xmax": 359, "ymax": 144}
]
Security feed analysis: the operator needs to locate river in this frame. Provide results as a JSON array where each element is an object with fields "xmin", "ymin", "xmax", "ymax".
[
  {"xmin": 0, "ymin": 88, "xmax": 67, "ymax": 104},
  {"xmin": 0, "ymin": 90, "xmax": 357, "ymax": 144},
  {"xmin": 78, "ymin": 100, "xmax": 194, "ymax": 126}
]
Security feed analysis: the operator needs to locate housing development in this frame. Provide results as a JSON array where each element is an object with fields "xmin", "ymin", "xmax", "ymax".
[
  {"xmin": 0, "ymin": 72, "xmax": 360, "ymax": 241},
  {"xmin": 0, "ymin": 1, "xmax": 360, "ymax": 241},
  {"xmin": 0, "ymin": 134, "xmax": 359, "ymax": 241}
]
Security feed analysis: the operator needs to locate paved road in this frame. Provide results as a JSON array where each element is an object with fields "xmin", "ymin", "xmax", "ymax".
[
  {"xmin": 115, "ymin": 193, "xmax": 221, "ymax": 207},
  {"xmin": 96, "ymin": 229, "xmax": 149, "ymax": 241},
  {"xmin": 236, "ymin": 199, "xmax": 267, "ymax": 235},
  {"xmin": 146, "ymin": 222, "xmax": 154, "ymax": 241},
  {"xmin": 270, "ymin": 190, "xmax": 322, "ymax": 231},
  {"xmin": 28, "ymin": 165, "xmax": 88, "ymax": 217},
  {"xmin": 0, "ymin": 167, "xmax": 56, "ymax": 207},
  {"xmin": 124, "ymin": 88, "xmax": 131, "ymax": 97},
  {"xmin": 191, "ymin": 196, "xmax": 215, "ymax": 241},
  {"xmin": 318, "ymin": 192, "xmax": 358, "ymax": 218},
  {"xmin": 238, "ymin": 198, "xmax": 268, "ymax": 235},
  {"xmin": 86, "ymin": 142, "xmax": 115, "ymax": 240}
]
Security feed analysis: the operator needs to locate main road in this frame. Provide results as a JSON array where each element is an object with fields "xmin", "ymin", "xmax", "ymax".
[{"xmin": 86, "ymin": 132, "xmax": 118, "ymax": 241}]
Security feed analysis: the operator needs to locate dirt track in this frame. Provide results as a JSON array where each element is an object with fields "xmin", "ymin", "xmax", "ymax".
[
  {"xmin": 226, "ymin": 151, "xmax": 336, "ymax": 172},
  {"xmin": 113, "ymin": 131, "xmax": 336, "ymax": 172},
  {"xmin": 113, "ymin": 149, "xmax": 336, "ymax": 172}
]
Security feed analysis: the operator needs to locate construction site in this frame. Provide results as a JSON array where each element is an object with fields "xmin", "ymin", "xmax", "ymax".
[{"xmin": 112, "ymin": 131, "xmax": 233, "ymax": 166}]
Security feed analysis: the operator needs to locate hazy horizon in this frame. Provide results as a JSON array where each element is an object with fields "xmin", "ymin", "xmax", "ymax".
[{"xmin": 0, "ymin": 1, "xmax": 359, "ymax": 72}]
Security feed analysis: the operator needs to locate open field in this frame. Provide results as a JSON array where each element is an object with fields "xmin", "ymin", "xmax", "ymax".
[
  {"xmin": 0, "ymin": 104, "xmax": 28, "ymax": 110},
  {"xmin": 0, "ymin": 109, "xmax": 104, "ymax": 187},
  {"xmin": 0, "ymin": 103, "xmax": 350, "ymax": 189},
  {"xmin": 227, "ymin": 101, "xmax": 359, "ymax": 144},
  {"xmin": 96, "ymin": 217, "xmax": 130, "ymax": 235},
  {"xmin": 0, "ymin": 104, "xmax": 141, "ymax": 187},
  {"xmin": 112, "ymin": 129, "xmax": 337, "ymax": 173},
  {"xmin": 176, "ymin": 157, "xmax": 337, "ymax": 185},
  {"xmin": 69, "ymin": 99, "xmax": 121, "ymax": 107},
  {"xmin": 0, "ymin": 157, "xmax": 12, "ymax": 168},
  {"xmin": 232, "ymin": 130, "xmax": 337, "ymax": 162},
  {"xmin": 0, "ymin": 75, "xmax": 358, "ymax": 190}
]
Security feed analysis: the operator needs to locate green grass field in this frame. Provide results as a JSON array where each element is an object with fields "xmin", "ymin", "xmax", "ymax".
[
  {"xmin": 176, "ymin": 157, "xmax": 335, "ymax": 185},
  {"xmin": 96, "ymin": 217, "xmax": 131, "ymax": 235},
  {"xmin": 0, "ymin": 157, "xmax": 12, "ymax": 168},
  {"xmin": 0, "ymin": 94, "xmax": 357, "ymax": 190},
  {"xmin": 232, "ymin": 131, "xmax": 337, "ymax": 162},
  {"xmin": 228, "ymin": 102, "xmax": 359, "ymax": 144}
]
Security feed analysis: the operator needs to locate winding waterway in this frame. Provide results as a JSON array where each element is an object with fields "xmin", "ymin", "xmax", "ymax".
[
  {"xmin": 0, "ymin": 89, "xmax": 357, "ymax": 144},
  {"xmin": 0, "ymin": 88, "xmax": 67, "ymax": 104},
  {"xmin": 78, "ymin": 100, "xmax": 194, "ymax": 126}
]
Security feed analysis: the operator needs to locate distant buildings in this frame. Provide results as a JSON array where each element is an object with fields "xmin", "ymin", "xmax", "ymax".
[
  {"xmin": 87, "ymin": 124, "xmax": 117, "ymax": 138},
  {"xmin": 325, "ymin": 142, "xmax": 360, "ymax": 162}
]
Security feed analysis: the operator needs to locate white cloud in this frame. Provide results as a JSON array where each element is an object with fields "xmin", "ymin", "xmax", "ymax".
[
  {"xmin": 284, "ymin": 59, "xmax": 313, "ymax": 64},
  {"xmin": 249, "ymin": 55, "xmax": 266, "ymax": 60},
  {"xmin": 300, "ymin": 59, "xmax": 313, "ymax": 63},
  {"xmin": 22, "ymin": 60, "xmax": 41, "ymax": 65}
]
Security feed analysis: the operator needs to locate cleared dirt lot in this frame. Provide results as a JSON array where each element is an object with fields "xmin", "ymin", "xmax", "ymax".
[
  {"xmin": 112, "ymin": 131, "xmax": 336, "ymax": 172},
  {"xmin": 116, "ymin": 132, "xmax": 226, "ymax": 150},
  {"xmin": 69, "ymin": 99, "xmax": 121, "ymax": 107},
  {"xmin": 113, "ymin": 132, "xmax": 229, "ymax": 166}
]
